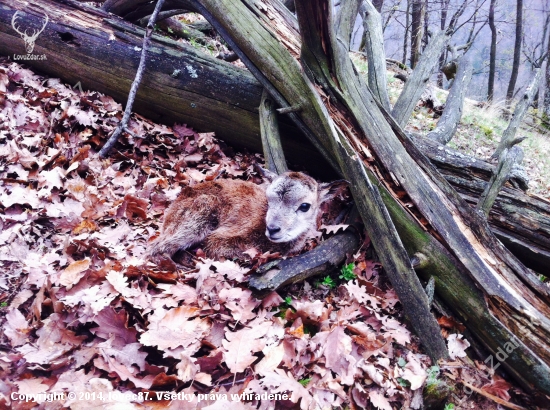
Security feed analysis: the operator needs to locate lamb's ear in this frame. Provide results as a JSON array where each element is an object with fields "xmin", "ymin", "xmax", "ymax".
[
  {"xmin": 256, "ymin": 165, "xmax": 279, "ymax": 182},
  {"xmin": 319, "ymin": 180, "xmax": 349, "ymax": 203}
]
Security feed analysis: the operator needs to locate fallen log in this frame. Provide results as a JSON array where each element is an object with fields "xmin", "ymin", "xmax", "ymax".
[
  {"xmin": 414, "ymin": 135, "xmax": 550, "ymax": 274},
  {"xmin": 0, "ymin": 0, "xmax": 335, "ymax": 178},
  {"xmin": 249, "ymin": 228, "xmax": 360, "ymax": 292}
]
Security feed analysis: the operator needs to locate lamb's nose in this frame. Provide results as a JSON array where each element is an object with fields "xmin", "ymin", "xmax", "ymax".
[{"xmin": 267, "ymin": 226, "xmax": 281, "ymax": 236}]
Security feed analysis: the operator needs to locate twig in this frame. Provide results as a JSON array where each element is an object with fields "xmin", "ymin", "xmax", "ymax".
[
  {"xmin": 98, "ymin": 0, "xmax": 166, "ymax": 158},
  {"xmin": 460, "ymin": 381, "xmax": 527, "ymax": 410},
  {"xmin": 136, "ymin": 9, "xmax": 188, "ymax": 26}
]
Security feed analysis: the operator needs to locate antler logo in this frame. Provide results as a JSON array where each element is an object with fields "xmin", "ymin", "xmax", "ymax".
[{"xmin": 11, "ymin": 11, "xmax": 49, "ymax": 54}]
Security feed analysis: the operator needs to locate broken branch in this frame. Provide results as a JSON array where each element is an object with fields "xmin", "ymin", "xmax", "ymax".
[
  {"xmin": 98, "ymin": 0, "xmax": 167, "ymax": 158},
  {"xmin": 259, "ymin": 89, "xmax": 288, "ymax": 174},
  {"xmin": 477, "ymin": 146, "xmax": 524, "ymax": 217},
  {"xmin": 492, "ymin": 69, "xmax": 542, "ymax": 159}
]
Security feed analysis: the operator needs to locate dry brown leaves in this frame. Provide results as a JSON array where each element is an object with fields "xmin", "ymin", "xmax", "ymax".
[{"xmin": 0, "ymin": 61, "xmax": 521, "ymax": 409}]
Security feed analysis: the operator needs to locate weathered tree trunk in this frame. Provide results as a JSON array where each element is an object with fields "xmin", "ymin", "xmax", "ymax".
[
  {"xmin": 488, "ymin": 0, "xmax": 497, "ymax": 101},
  {"xmin": 545, "ymin": 27, "xmax": 550, "ymax": 121},
  {"xmin": 295, "ymin": 0, "xmax": 449, "ymax": 362},
  {"xmin": 360, "ymin": 0, "xmax": 391, "ymax": 111},
  {"xmin": 506, "ymin": 0, "xmax": 523, "ymax": 105},
  {"xmin": 392, "ymin": 30, "xmax": 449, "ymax": 127},
  {"xmin": 427, "ymin": 55, "xmax": 472, "ymax": 144}
]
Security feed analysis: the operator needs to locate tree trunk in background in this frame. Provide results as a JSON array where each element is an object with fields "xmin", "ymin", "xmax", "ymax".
[
  {"xmin": 437, "ymin": 0, "xmax": 450, "ymax": 87},
  {"xmin": 403, "ymin": 0, "xmax": 411, "ymax": 65},
  {"xmin": 545, "ymin": 29, "xmax": 550, "ymax": 122},
  {"xmin": 487, "ymin": 0, "xmax": 497, "ymax": 101},
  {"xmin": 410, "ymin": 0, "xmax": 425, "ymax": 68},
  {"xmin": 372, "ymin": 0, "xmax": 384, "ymax": 13},
  {"xmin": 282, "ymin": 0, "xmax": 295, "ymax": 13},
  {"xmin": 506, "ymin": 0, "xmax": 522, "ymax": 105},
  {"xmin": 421, "ymin": 0, "xmax": 429, "ymax": 52}
]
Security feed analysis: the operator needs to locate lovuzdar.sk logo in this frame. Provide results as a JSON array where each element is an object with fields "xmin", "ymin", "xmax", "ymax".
[{"xmin": 11, "ymin": 11, "xmax": 49, "ymax": 54}]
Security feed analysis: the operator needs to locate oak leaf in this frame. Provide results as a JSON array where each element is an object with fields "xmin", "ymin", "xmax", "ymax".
[
  {"xmin": 222, "ymin": 321, "xmax": 271, "ymax": 374},
  {"xmin": 140, "ymin": 306, "xmax": 210, "ymax": 351},
  {"xmin": 447, "ymin": 333, "xmax": 470, "ymax": 359},
  {"xmin": 4, "ymin": 308, "xmax": 30, "ymax": 347},
  {"xmin": 59, "ymin": 258, "xmax": 90, "ymax": 289},
  {"xmin": 369, "ymin": 390, "xmax": 392, "ymax": 410}
]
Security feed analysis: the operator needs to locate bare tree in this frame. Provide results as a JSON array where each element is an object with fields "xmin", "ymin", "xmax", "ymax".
[
  {"xmin": 487, "ymin": 0, "xmax": 497, "ymax": 101},
  {"xmin": 410, "ymin": 0, "xmax": 425, "ymax": 67},
  {"xmin": 522, "ymin": 13, "xmax": 549, "ymax": 108},
  {"xmin": 545, "ymin": 25, "xmax": 550, "ymax": 122},
  {"xmin": 505, "ymin": 0, "xmax": 523, "ymax": 105},
  {"xmin": 437, "ymin": 0, "xmax": 451, "ymax": 87},
  {"xmin": 373, "ymin": 0, "xmax": 384, "ymax": 12},
  {"xmin": 403, "ymin": 0, "xmax": 411, "ymax": 64}
]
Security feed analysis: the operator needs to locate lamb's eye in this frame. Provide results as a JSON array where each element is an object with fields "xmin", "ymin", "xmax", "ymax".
[{"xmin": 298, "ymin": 203, "xmax": 311, "ymax": 212}]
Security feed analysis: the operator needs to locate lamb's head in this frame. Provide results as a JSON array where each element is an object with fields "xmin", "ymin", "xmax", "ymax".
[{"xmin": 261, "ymin": 169, "xmax": 347, "ymax": 244}]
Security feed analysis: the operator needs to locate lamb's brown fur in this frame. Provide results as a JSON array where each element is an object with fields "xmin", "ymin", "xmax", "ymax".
[{"xmin": 147, "ymin": 171, "xmax": 346, "ymax": 261}]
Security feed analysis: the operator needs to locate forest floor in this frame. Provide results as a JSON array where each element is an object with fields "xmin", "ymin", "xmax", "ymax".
[{"xmin": 0, "ymin": 58, "xmax": 544, "ymax": 410}]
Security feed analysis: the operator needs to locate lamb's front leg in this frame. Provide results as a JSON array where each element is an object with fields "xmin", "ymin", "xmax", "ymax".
[{"xmin": 203, "ymin": 228, "xmax": 252, "ymax": 260}]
